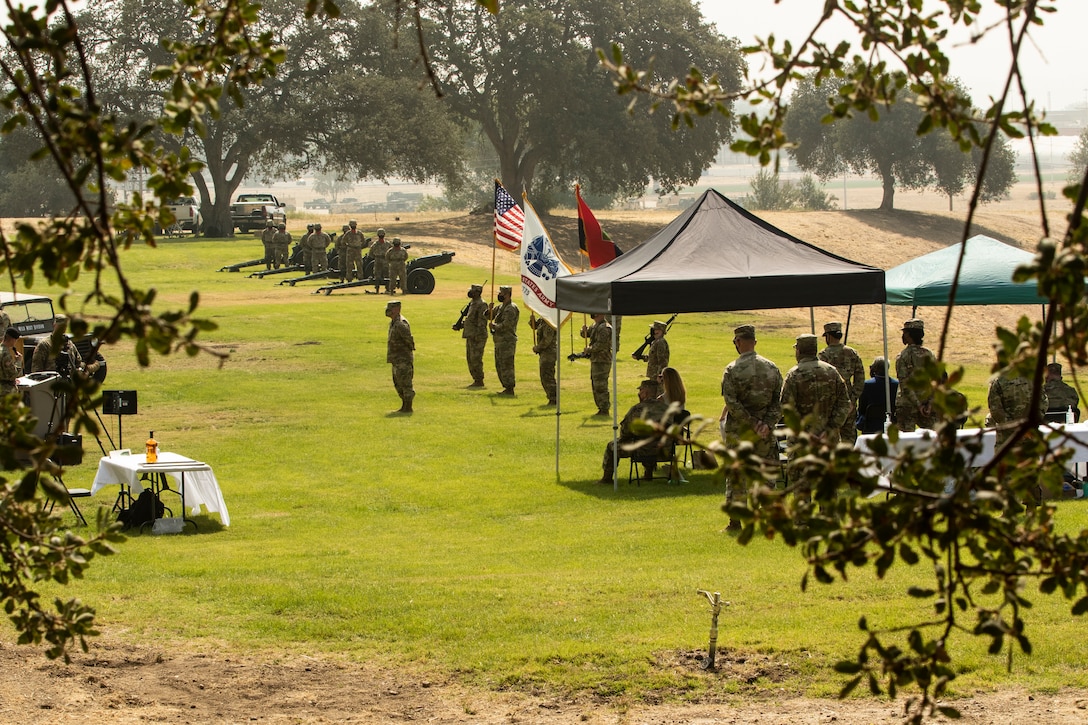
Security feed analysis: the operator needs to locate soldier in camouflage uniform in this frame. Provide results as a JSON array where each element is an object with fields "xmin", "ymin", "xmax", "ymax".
[
  {"xmin": 783, "ymin": 334, "xmax": 851, "ymax": 446},
  {"xmin": 530, "ymin": 315, "xmax": 558, "ymax": 405},
  {"xmin": 598, "ymin": 379, "xmax": 670, "ymax": 483},
  {"xmin": 386, "ymin": 300, "xmax": 415, "ymax": 413},
  {"xmin": 490, "ymin": 285, "xmax": 519, "ymax": 395},
  {"xmin": 638, "ymin": 321, "xmax": 670, "ymax": 380},
  {"xmin": 818, "ymin": 321, "xmax": 866, "ymax": 443},
  {"xmin": 261, "ymin": 220, "xmax": 276, "ymax": 270},
  {"xmin": 1, "ymin": 327, "xmax": 23, "ymax": 396},
  {"xmin": 308, "ymin": 223, "xmax": 331, "ymax": 272},
  {"xmin": 987, "ymin": 367, "xmax": 1048, "ymax": 447},
  {"xmin": 385, "ymin": 237, "xmax": 409, "ymax": 294},
  {"xmin": 455, "ymin": 283, "xmax": 489, "ymax": 387},
  {"xmin": 719, "ymin": 324, "xmax": 783, "ymax": 530},
  {"xmin": 300, "ymin": 224, "xmax": 314, "ymax": 273},
  {"xmin": 368, "ymin": 229, "xmax": 391, "ymax": 292},
  {"xmin": 334, "ymin": 225, "xmax": 349, "ymax": 281},
  {"xmin": 581, "ymin": 313, "xmax": 613, "ymax": 415},
  {"xmin": 894, "ymin": 318, "xmax": 938, "ymax": 431},
  {"xmin": 1044, "ymin": 362, "xmax": 1080, "ymax": 420},
  {"xmin": 271, "ymin": 223, "xmax": 291, "ymax": 269},
  {"xmin": 341, "ymin": 220, "xmax": 367, "ymax": 282}
]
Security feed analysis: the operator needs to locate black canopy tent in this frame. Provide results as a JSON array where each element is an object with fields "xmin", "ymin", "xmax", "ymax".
[
  {"xmin": 555, "ymin": 189, "xmax": 886, "ymax": 315},
  {"xmin": 553, "ymin": 189, "xmax": 887, "ymax": 487}
]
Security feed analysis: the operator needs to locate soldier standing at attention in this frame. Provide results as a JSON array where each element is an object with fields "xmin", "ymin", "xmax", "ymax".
[
  {"xmin": 581, "ymin": 312, "xmax": 613, "ymax": 416},
  {"xmin": 386, "ymin": 300, "xmax": 415, "ymax": 413},
  {"xmin": 308, "ymin": 223, "xmax": 331, "ymax": 272},
  {"xmin": 271, "ymin": 223, "xmax": 291, "ymax": 269},
  {"xmin": 341, "ymin": 220, "xmax": 367, "ymax": 282},
  {"xmin": 895, "ymin": 318, "xmax": 938, "ymax": 431},
  {"xmin": 490, "ymin": 285, "xmax": 519, "ymax": 395},
  {"xmin": 261, "ymin": 220, "xmax": 276, "ymax": 270},
  {"xmin": 300, "ymin": 224, "xmax": 315, "ymax": 273},
  {"xmin": 369, "ymin": 228, "xmax": 391, "ymax": 292},
  {"xmin": 386, "ymin": 237, "xmax": 409, "ymax": 294},
  {"xmin": 530, "ymin": 315, "xmax": 558, "ymax": 405},
  {"xmin": 637, "ymin": 321, "xmax": 670, "ymax": 380},
  {"xmin": 783, "ymin": 334, "xmax": 851, "ymax": 446},
  {"xmin": 1, "ymin": 327, "xmax": 23, "ymax": 396},
  {"xmin": 719, "ymin": 324, "xmax": 783, "ymax": 531},
  {"xmin": 335, "ymin": 225, "xmax": 349, "ymax": 281},
  {"xmin": 1044, "ymin": 362, "xmax": 1080, "ymax": 420},
  {"xmin": 818, "ymin": 321, "xmax": 866, "ymax": 444},
  {"xmin": 454, "ymin": 284, "xmax": 489, "ymax": 388}
]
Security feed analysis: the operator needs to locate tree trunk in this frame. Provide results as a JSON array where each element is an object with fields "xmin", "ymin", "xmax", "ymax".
[
  {"xmin": 948, "ymin": 193, "xmax": 954, "ymax": 212},
  {"xmin": 879, "ymin": 173, "xmax": 895, "ymax": 211}
]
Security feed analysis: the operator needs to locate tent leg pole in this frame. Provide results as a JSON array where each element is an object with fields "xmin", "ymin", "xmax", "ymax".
[
  {"xmin": 883, "ymin": 304, "xmax": 891, "ymax": 429},
  {"xmin": 612, "ymin": 314, "xmax": 618, "ymax": 492}
]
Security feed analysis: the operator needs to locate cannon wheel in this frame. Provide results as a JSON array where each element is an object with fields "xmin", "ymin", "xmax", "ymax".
[{"xmin": 407, "ymin": 268, "xmax": 435, "ymax": 295}]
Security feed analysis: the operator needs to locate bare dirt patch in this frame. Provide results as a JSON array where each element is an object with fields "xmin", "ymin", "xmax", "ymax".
[{"xmin": 3, "ymin": 634, "xmax": 1087, "ymax": 724}]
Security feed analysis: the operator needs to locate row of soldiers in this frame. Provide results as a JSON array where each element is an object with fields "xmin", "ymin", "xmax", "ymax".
[
  {"xmin": 451, "ymin": 284, "xmax": 671, "ymax": 411},
  {"xmin": 260, "ymin": 221, "xmax": 410, "ymax": 292}
]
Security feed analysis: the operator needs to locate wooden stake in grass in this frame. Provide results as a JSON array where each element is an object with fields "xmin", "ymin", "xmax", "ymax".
[{"xmin": 697, "ymin": 589, "xmax": 727, "ymax": 671}]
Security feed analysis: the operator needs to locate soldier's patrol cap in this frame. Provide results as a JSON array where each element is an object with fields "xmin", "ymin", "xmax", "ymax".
[
  {"xmin": 652, "ymin": 321, "xmax": 667, "ymax": 332},
  {"xmin": 392, "ymin": 237, "xmax": 402, "ymax": 244},
  {"xmin": 349, "ymin": 219, "xmax": 357, "ymax": 226},
  {"xmin": 386, "ymin": 300, "xmax": 401, "ymax": 311},
  {"xmin": 376, "ymin": 228, "xmax": 386, "ymax": 236},
  {"xmin": 315, "ymin": 223, "xmax": 322, "ymax": 229},
  {"xmin": 733, "ymin": 324, "xmax": 756, "ymax": 340},
  {"xmin": 639, "ymin": 378, "xmax": 658, "ymax": 391},
  {"xmin": 266, "ymin": 219, "xmax": 274, "ymax": 226},
  {"xmin": 4, "ymin": 326, "xmax": 20, "ymax": 339},
  {"xmin": 278, "ymin": 223, "xmax": 286, "ymax": 229},
  {"xmin": 307, "ymin": 223, "xmax": 314, "ymax": 230},
  {"xmin": 1047, "ymin": 362, "xmax": 1063, "ymax": 374},
  {"xmin": 823, "ymin": 321, "xmax": 843, "ymax": 335},
  {"xmin": 902, "ymin": 318, "xmax": 925, "ymax": 331},
  {"xmin": 342, "ymin": 224, "xmax": 350, "ymax": 231},
  {"xmin": 795, "ymin": 333, "xmax": 819, "ymax": 353},
  {"xmin": 469, "ymin": 284, "xmax": 483, "ymax": 293},
  {"xmin": 499, "ymin": 285, "xmax": 512, "ymax": 293}
]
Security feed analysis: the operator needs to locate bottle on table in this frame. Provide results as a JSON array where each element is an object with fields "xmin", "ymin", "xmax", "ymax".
[
  {"xmin": 1067, "ymin": 406, "xmax": 1075, "ymax": 425},
  {"xmin": 146, "ymin": 431, "xmax": 158, "ymax": 463}
]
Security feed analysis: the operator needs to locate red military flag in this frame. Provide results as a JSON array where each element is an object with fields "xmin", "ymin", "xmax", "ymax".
[
  {"xmin": 576, "ymin": 184, "xmax": 621, "ymax": 268},
  {"xmin": 494, "ymin": 180, "xmax": 525, "ymax": 251}
]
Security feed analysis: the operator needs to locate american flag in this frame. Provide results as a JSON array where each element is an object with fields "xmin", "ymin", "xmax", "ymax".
[{"xmin": 494, "ymin": 180, "xmax": 525, "ymax": 251}]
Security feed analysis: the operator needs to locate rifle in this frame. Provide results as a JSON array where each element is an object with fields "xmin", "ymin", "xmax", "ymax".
[
  {"xmin": 452, "ymin": 280, "xmax": 487, "ymax": 331},
  {"xmin": 630, "ymin": 313, "xmax": 678, "ymax": 360}
]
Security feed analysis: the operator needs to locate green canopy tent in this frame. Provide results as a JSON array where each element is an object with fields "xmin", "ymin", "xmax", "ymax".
[{"xmin": 885, "ymin": 234, "xmax": 1045, "ymax": 311}]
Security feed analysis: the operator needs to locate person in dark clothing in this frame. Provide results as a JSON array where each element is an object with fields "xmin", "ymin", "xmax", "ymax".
[{"xmin": 856, "ymin": 357, "xmax": 899, "ymax": 434}]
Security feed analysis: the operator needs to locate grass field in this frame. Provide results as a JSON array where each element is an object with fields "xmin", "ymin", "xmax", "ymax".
[{"xmin": 22, "ymin": 230, "xmax": 1088, "ymax": 703}]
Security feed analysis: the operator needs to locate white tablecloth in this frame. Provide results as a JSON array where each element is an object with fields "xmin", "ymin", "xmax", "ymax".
[
  {"xmin": 91, "ymin": 451, "xmax": 231, "ymax": 526},
  {"xmin": 856, "ymin": 422, "xmax": 1088, "ymax": 470}
]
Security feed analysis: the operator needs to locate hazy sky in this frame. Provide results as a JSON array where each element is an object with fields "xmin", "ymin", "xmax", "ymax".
[{"xmin": 696, "ymin": 0, "xmax": 1087, "ymax": 112}]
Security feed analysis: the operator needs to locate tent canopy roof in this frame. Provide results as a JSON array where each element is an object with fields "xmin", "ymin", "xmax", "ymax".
[
  {"xmin": 555, "ymin": 189, "xmax": 886, "ymax": 315},
  {"xmin": 884, "ymin": 234, "xmax": 1044, "ymax": 307}
]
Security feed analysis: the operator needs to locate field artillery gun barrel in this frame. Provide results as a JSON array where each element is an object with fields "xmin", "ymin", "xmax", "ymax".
[
  {"xmin": 279, "ymin": 269, "xmax": 340, "ymax": 287},
  {"xmin": 217, "ymin": 257, "xmax": 265, "ymax": 273},
  {"xmin": 314, "ymin": 251, "xmax": 456, "ymax": 296},
  {"xmin": 247, "ymin": 265, "xmax": 304, "ymax": 279}
]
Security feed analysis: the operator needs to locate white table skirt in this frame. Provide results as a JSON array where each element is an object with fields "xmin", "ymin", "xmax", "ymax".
[
  {"xmin": 91, "ymin": 451, "xmax": 231, "ymax": 526},
  {"xmin": 856, "ymin": 422, "xmax": 1088, "ymax": 469}
]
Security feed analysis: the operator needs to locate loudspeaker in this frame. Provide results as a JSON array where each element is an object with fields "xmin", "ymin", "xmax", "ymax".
[
  {"xmin": 53, "ymin": 432, "xmax": 83, "ymax": 466},
  {"xmin": 102, "ymin": 390, "xmax": 138, "ymax": 416}
]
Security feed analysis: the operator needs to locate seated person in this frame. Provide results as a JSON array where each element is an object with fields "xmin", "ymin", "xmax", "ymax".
[
  {"xmin": 856, "ymin": 357, "xmax": 898, "ymax": 434},
  {"xmin": 1044, "ymin": 362, "xmax": 1080, "ymax": 421},
  {"xmin": 599, "ymin": 379, "xmax": 669, "ymax": 483}
]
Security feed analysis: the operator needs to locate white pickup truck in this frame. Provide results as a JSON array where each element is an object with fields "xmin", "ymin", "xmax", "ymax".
[
  {"xmin": 160, "ymin": 196, "xmax": 202, "ymax": 235},
  {"xmin": 230, "ymin": 193, "xmax": 288, "ymax": 234}
]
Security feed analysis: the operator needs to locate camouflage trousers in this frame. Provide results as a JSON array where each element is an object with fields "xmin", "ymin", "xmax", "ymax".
[
  {"xmin": 388, "ymin": 263, "xmax": 406, "ymax": 292},
  {"xmin": 538, "ymin": 352, "xmax": 557, "ymax": 403},
  {"xmin": 590, "ymin": 361, "xmax": 610, "ymax": 413},
  {"xmin": 895, "ymin": 403, "xmax": 937, "ymax": 432},
  {"xmin": 839, "ymin": 405, "xmax": 858, "ymax": 445},
  {"xmin": 343, "ymin": 249, "xmax": 364, "ymax": 280},
  {"xmin": 466, "ymin": 335, "xmax": 487, "ymax": 384},
  {"xmin": 391, "ymin": 360, "xmax": 414, "ymax": 404},
  {"xmin": 372, "ymin": 260, "xmax": 388, "ymax": 288},
  {"xmin": 312, "ymin": 251, "xmax": 328, "ymax": 272},
  {"xmin": 274, "ymin": 245, "xmax": 289, "ymax": 268},
  {"xmin": 263, "ymin": 242, "xmax": 274, "ymax": 269},
  {"xmin": 494, "ymin": 338, "xmax": 516, "ymax": 390},
  {"xmin": 302, "ymin": 249, "xmax": 312, "ymax": 273},
  {"xmin": 722, "ymin": 431, "xmax": 779, "ymax": 505}
]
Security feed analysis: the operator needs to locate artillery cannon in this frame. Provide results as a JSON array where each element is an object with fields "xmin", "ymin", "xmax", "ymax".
[
  {"xmin": 315, "ymin": 251, "xmax": 455, "ymax": 295},
  {"xmin": 217, "ymin": 257, "xmax": 265, "ymax": 273}
]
